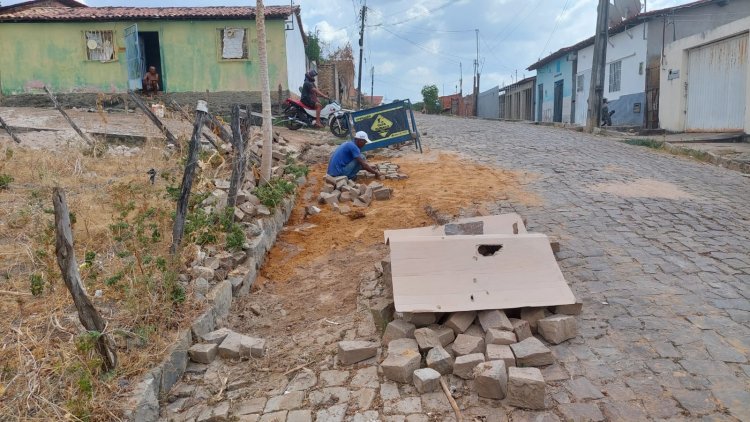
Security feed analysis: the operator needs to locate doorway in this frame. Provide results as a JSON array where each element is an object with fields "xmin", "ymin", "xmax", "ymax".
[
  {"xmin": 138, "ymin": 31, "xmax": 163, "ymax": 91},
  {"xmin": 537, "ymin": 84, "xmax": 543, "ymax": 121},
  {"xmin": 553, "ymin": 80, "xmax": 563, "ymax": 122}
]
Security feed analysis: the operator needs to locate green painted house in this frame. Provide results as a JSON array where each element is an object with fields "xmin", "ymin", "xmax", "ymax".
[{"xmin": 0, "ymin": 0, "xmax": 308, "ymax": 98}]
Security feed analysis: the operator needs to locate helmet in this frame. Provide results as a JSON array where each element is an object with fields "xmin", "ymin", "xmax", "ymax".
[{"xmin": 306, "ymin": 69, "xmax": 318, "ymax": 78}]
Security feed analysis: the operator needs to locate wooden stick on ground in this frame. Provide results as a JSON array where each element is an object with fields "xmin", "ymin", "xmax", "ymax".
[
  {"xmin": 0, "ymin": 113, "xmax": 22, "ymax": 144},
  {"xmin": 0, "ymin": 290, "xmax": 32, "ymax": 296},
  {"xmin": 127, "ymin": 90, "xmax": 178, "ymax": 145},
  {"xmin": 439, "ymin": 376, "xmax": 463, "ymax": 422},
  {"xmin": 53, "ymin": 188, "xmax": 117, "ymax": 372},
  {"xmin": 44, "ymin": 86, "xmax": 94, "ymax": 146}
]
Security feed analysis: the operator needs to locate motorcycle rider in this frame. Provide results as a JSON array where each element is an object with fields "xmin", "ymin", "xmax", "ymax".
[{"xmin": 300, "ymin": 69, "xmax": 330, "ymax": 128}]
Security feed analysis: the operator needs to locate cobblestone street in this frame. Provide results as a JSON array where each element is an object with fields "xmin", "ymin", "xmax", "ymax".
[
  {"xmin": 420, "ymin": 115, "xmax": 750, "ymax": 421},
  {"xmin": 163, "ymin": 115, "xmax": 750, "ymax": 422}
]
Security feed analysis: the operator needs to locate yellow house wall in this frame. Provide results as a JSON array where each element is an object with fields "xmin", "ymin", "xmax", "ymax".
[{"xmin": 0, "ymin": 19, "xmax": 289, "ymax": 94}]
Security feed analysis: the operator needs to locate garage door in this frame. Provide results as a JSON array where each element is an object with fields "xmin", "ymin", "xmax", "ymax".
[{"xmin": 686, "ymin": 34, "xmax": 748, "ymax": 131}]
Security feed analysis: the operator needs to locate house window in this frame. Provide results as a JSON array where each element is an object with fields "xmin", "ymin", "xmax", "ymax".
[
  {"xmin": 219, "ymin": 28, "xmax": 248, "ymax": 60},
  {"xmin": 576, "ymin": 74, "xmax": 584, "ymax": 92},
  {"xmin": 84, "ymin": 30, "xmax": 115, "ymax": 62},
  {"xmin": 609, "ymin": 60, "xmax": 622, "ymax": 92}
]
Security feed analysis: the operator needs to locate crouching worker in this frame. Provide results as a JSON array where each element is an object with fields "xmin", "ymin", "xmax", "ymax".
[{"xmin": 327, "ymin": 131, "xmax": 382, "ymax": 180}]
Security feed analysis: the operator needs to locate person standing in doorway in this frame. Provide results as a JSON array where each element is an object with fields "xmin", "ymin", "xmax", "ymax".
[{"xmin": 601, "ymin": 98, "xmax": 615, "ymax": 126}]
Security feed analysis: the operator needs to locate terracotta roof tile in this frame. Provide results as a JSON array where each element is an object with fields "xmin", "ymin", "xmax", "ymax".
[{"xmin": 0, "ymin": 5, "xmax": 298, "ymax": 22}]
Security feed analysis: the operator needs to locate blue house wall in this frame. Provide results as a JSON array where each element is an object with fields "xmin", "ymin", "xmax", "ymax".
[{"xmin": 534, "ymin": 56, "xmax": 574, "ymax": 123}]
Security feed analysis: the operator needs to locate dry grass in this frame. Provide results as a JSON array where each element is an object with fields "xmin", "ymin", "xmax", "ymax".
[{"xmin": 0, "ymin": 137, "xmax": 224, "ymax": 420}]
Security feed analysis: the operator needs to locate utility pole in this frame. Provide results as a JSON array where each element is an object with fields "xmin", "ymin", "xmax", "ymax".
[
  {"xmin": 356, "ymin": 3, "xmax": 366, "ymax": 109},
  {"xmin": 586, "ymin": 0, "xmax": 609, "ymax": 132},
  {"xmin": 473, "ymin": 29, "xmax": 479, "ymax": 116},
  {"xmin": 370, "ymin": 65, "xmax": 374, "ymax": 106}
]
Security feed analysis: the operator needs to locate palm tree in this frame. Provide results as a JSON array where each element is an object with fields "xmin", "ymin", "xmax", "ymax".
[{"xmin": 256, "ymin": 0, "xmax": 273, "ymax": 185}]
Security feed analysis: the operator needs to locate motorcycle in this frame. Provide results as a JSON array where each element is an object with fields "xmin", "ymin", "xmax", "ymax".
[{"xmin": 282, "ymin": 98, "xmax": 352, "ymax": 138}]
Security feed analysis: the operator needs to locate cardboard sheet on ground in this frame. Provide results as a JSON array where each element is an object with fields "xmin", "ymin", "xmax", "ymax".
[
  {"xmin": 389, "ymin": 233, "xmax": 576, "ymax": 312},
  {"xmin": 383, "ymin": 213, "xmax": 527, "ymax": 244}
]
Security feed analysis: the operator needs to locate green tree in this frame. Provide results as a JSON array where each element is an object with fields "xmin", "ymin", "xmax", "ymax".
[
  {"xmin": 306, "ymin": 30, "xmax": 323, "ymax": 64},
  {"xmin": 421, "ymin": 85, "xmax": 440, "ymax": 114}
]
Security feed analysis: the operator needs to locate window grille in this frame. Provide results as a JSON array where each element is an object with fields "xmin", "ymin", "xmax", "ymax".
[
  {"xmin": 609, "ymin": 60, "xmax": 622, "ymax": 92},
  {"xmin": 220, "ymin": 28, "xmax": 248, "ymax": 60},
  {"xmin": 84, "ymin": 30, "xmax": 115, "ymax": 62}
]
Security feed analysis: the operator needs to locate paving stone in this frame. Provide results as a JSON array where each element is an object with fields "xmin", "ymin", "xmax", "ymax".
[
  {"xmin": 236, "ymin": 414, "xmax": 259, "ymax": 422},
  {"xmin": 509, "ymin": 318, "xmax": 533, "ymax": 341},
  {"xmin": 382, "ymin": 338, "xmax": 421, "ymax": 383},
  {"xmin": 537, "ymin": 314, "xmax": 577, "ymax": 344},
  {"xmin": 286, "ymin": 409, "xmax": 312, "ymax": 422},
  {"xmin": 679, "ymin": 359, "xmax": 734, "ymax": 376},
  {"xmin": 555, "ymin": 302, "xmax": 583, "ymax": 315},
  {"xmin": 264, "ymin": 391, "xmax": 304, "ymax": 412},
  {"xmin": 478, "ymin": 309, "xmax": 514, "ymax": 332},
  {"xmin": 308, "ymin": 387, "xmax": 351, "ymax": 406},
  {"xmin": 380, "ymin": 382, "xmax": 401, "ymax": 400},
  {"xmin": 506, "ymin": 367, "xmax": 545, "ymax": 409},
  {"xmin": 486, "ymin": 328, "xmax": 517, "ymax": 345},
  {"xmin": 414, "ymin": 327, "xmax": 445, "ymax": 351},
  {"xmin": 510, "ymin": 337, "xmax": 554, "ymax": 367},
  {"xmin": 565, "ymin": 377, "xmax": 604, "ymax": 401},
  {"xmin": 520, "ymin": 308, "xmax": 548, "ymax": 333},
  {"xmin": 316, "ymin": 404, "xmax": 347, "ymax": 422},
  {"xmin": 185, "ymin": 361, "xmax": 208, "ymax": 375},
  {"xmin": 233, "ymin": 397, "xmax": 266, "ymax": 416},
  {"xmin": 196, "ymin": 401, "xmax": 230, "ymax": 422},
  {"xmin": 672, "ymin": 389, "xmax": 716, "ymax": 415},
  {"xmin": 509, "ymin": 410, "xmax": 560, "ymax": 422},
  {"xmin": 338, "ymin": 340, "xmax": 378, "ymax": 365},
  {"xmin": 350, "ymin": 410, "xmax": 381, "ymax": 422},
  {"xmin": 369, "ymin": 298, "xmax": 395, "ymax": 333},
  {"xmin": 352, "ymin": 388, "xmax": 377, "ymax": 409},
  {"xmin": 217, "ymin": 332, "xmax": 265, "ymax": 359},
  {"xmin": 401, "ymin": 312, "xmax": 439, "ymax": 327},
  {"xmin": 557, "ymin": 403, "xmax": 605, "ymax": 422},
  {"xmin": 286, "ymin": 368, "xmax": 317, "ymax": 391},
  {"xmin": 350, "ymin": 366, "xmax": 379, "ymax": 388},
  {"xmin": 202, "ymin": 327, "xmax": 234, "ymax": 344},
  {"xmin": 600, "ymin": 401, "xmax": 649, "ymax": 421},
  {"xmin": 382, "ymin": 320, "xmax": 416, "ymax": 345},
  {"xmin": 384, "ymin": 397, "xmax": 422, "ymax": 414},
  {"xmin": 473, "ymin": 360, "xmax": 508, "ymax": 399},
  {"xmin": 404, "ymin": 414, "xmax": 429, "ymax": 422},
  {"xmin": 453, "ymin": 353, "xmax": 485, "ymax": 379},
  {"xmin": 188, "ymin": 343, "xmax": 218, "ymax": 364},
  {"xmin": 426, "ymin": 345, "xmax": 454, "ymax": 375},
  {"xmin": 541, "ymin": 364, "xmax": 569, "ymax": 382},
  {"xmin": 444, "ymin": 311, "xmax": 477, "ymax": 335},
  {"xmin": 413, "ymin": 368, "xmax": 441, "ymax": 393},
  {"xmin": 320, "ymin": 370, "xmax": 349, "ymax": 387},
  {"xmin": 486, "ymin": 344, "xmax": 516, "ymax": 368},
  {"xmin": 420, "ymin": 391, "xmax": 453, "ymax": 412},
  {"xmin": 463, "ymin": 324, "xmax": 486, "ymax": 338},
  {"xmin": 452, "ymin": 334, "xmax": 485, "ymax": 356}
]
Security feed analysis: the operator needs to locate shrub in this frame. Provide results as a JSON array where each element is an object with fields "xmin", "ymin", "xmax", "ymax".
[{"xmin": 0, "ymin": 174, "xmax": 14, "ymax": 190}]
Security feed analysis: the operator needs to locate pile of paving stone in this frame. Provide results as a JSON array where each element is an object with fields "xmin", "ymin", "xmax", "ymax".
[
  {"xmin": 314, "ymin": 174, "xmax": 393, "ymax": 214},
  {"xmin": 357, "ymin": 161, "xmax": 408, "ymax": 180},
  {"xmin": 187, "ymin": 327, "xmax": 266, "ymax": 364},
  {"xmin": 338, "ymin": 304, "xmax": 582, "ymax": 410}
]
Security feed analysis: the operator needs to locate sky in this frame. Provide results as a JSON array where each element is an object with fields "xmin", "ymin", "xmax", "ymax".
[{"xmin": 5, "ymin": 0, "xmax": 689, "ymax": 102}]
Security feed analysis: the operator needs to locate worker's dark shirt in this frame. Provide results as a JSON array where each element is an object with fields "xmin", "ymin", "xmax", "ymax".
[{"xmin": 301, "ymin": 79, "xmax": 316, "ymax": 107}]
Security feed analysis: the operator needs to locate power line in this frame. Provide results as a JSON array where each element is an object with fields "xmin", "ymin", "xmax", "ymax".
[
  {"xmin": 380, "ymin": 27, "xmax": 467, "ymax": 64},
  {"xmin": 539, "ymin": 0, "xmax": 572, "ymax": 58}
]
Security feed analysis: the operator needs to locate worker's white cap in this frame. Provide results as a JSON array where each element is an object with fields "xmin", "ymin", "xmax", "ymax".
[{"xmin": 355, "ymin": 131, "xmax": 371, "ymax": 143}]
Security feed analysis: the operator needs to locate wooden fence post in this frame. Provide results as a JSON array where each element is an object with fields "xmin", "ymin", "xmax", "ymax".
[
  {"xmin": 170, "ymin": 100, "xmax": 208, "ymax": 254},
  {"xmin": 52, "ymin": 188, "xmax": 117, "ymax": 372},
  {"xmin": 127, "ymin": 90, "xmax": 179, "ymax": 145},
  {"xmin": 168, "ymin": 98, "xmax": 221, "ymax": 151},
  {"xmin": 0, "ymin": 113, "xmax": 22, "ymax": 144},
  {"xmin": 44, "ymin": 86, "xmax": 94, "ymax": 147},
  {"xmin": 227, "ymin": 104, "xmax": 246, "ymax": 211}
]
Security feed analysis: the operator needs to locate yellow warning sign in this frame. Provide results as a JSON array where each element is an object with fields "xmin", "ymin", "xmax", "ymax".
[{"xmin": 371, "ymin": 114, "xmax": 393, "ymax": 137}]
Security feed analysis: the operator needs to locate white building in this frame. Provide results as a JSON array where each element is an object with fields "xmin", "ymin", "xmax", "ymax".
[
  {"xmin": 575, "ymin": 22, "xmax": 648, "ymax": 127},
  {"xmin": 660, "ymin": 16, "xmax": 750, "ymax": 132}
]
